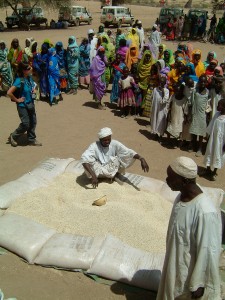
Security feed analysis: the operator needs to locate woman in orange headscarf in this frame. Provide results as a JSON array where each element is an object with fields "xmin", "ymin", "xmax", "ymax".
[
  {"xmin": 167, "ymin": 58, "xmax": 186, "ymax": 93},
  {"xmin": 191, "ymin": 49, "xmax": 205, "ymax": 78},
  {"xmin": 126, "ymin": 28, "xmax": 139, "ymax": 49},
  {"xmin": 125, "ymin": 44, "xmax": 139, "ymax": 70}
]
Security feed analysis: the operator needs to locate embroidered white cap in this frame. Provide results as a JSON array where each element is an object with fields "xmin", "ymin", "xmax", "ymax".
[{"xmin": 170, "ymin": 157, "xmax": 198, "ymax": 179}]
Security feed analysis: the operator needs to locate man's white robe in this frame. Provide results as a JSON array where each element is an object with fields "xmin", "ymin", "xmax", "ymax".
[
  {"xmin": 204, "ymin": 112, "xmax": 225, "ymax": 170},
  {"xmin": 81, "ymin": 140, "xmax": 136, "ymax": 178},
  {"xmin": 157, "ymin": 192, "xmax": 221, "ymax": 300}
]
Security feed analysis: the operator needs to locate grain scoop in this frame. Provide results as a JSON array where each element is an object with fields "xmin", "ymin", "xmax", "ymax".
[{"xmin": 92, "ymin": 195, "xmax": 107, "ymax": 206}]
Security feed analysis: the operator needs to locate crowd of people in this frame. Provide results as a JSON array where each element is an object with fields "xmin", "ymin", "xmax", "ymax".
[
  {"xmin": 159, "ymin": 12, "xmax": 225, "ymax": 44},
  {"xmin": 0, "ymin": 20, "xmax": 224, "ymax": 299},
  {"xmin": 0, "ymin": 21, "xmax": 225, "ymax": 180}
]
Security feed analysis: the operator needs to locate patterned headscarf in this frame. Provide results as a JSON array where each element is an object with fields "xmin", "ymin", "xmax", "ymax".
[{"xmin": 68, "ymin": 36, "xmax": 78, "ymax": 48}]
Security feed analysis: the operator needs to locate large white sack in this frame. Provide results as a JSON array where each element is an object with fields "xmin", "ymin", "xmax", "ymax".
[
  {"xmin": 88, "ymin": 235, "xmax": 165, "ymax": 291},
  {"xmin": 34, "ymin": 234, "xmax": 105, "ymax": 270},
  {"xmin": 0, "ymin": 158, "xmax": 75, "ymax": 209},
  {"xmin": 98, "ymin": 171, "xmax": 224, "ymax": 210},
  {"xmin": 65, "ymin": 160, "xmax": 84, "ymax": 175},
  {"xmin": 160, "ymin": 182, "xmax": 224, "ymax": 210},
  {"xmin": 0, "ymin": 213, "xmax": 56, "ymax": 263}
]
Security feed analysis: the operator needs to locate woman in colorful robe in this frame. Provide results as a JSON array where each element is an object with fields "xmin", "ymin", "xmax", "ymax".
[
  {"xmin": 66, "ymin": 36, "xmax": 80, "ymax": 95},
  {"xmin": 7, "ymin": 38, "xmax": 23, "ymax": 78},
  {"xmin": 0, "ymin": 41, "xmax": 13, "ymax": 92},
  {"xmin": 138, "ymin": 50, "xmax": 154, "ymax": 100},
  {"xmin": 79, "ymin": 38, "xmax": 91, "ymax": 88},
  {"xmin": 125, "ymin": 44, "xmax": 139, "ymax": 71},
  {"xmin": 55, "ymin": 41, "xmax": 68, "ymax": 93},
  {"xmin": 48, "ymin": 47, "xmax": 61, "ymax": 105},
  {"xmin": 101, "ymin": 35, "xmax": 115, "ymax": 88},
  {"xmin": 89, "ymin": 46, "xmax": 107, "ymax": 110},
  {"xmin": 110, "ymin": 53, "xmax": 125, "ymax": 103},
  {"xmin": 191, "ymin": 49, "xmax": 205, "ymax": 78}
]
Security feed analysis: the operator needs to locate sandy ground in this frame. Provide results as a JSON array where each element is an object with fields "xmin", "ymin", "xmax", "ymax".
[{"xmin": 0, "ymin": 2, "xmax": 225, "ymax": 299}]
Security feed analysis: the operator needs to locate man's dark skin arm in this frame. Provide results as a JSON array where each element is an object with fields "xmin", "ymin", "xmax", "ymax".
[
  {"xmin": 82, "ymin": 163, "xmax": 98, "ymax": 188},
  {"xmin": 133, "ymin": 154, "xmax": 149, "ymax": 172}
]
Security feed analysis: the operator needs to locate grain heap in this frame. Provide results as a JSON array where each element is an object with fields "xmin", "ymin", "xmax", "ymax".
[{"xmin": 8, "ymin": 173, "xmax": 172, "ymax": 253}]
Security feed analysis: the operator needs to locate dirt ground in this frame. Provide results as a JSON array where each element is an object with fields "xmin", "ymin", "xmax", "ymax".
[{"xmin": 0, "ymin": 2, "xmax": 225, "ymax": 299}]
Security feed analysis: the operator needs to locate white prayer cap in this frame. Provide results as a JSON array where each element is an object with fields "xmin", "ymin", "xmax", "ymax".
[
  {"xmin": 88, "ymin": 29, "xmax": 94, "ymax": 34},
  {"xmin": 98, "ymin": 127, "xmax": 113, "ymax": 139},
  {"xmin": 137, "ymin": 20, "xmax": 142, "ymax": 24},
  {"xmin": 170, "ymin": 156, "xmax": 198, "ymax": 179},
  {"xmin": 153, "ymin": 24, "xmax": 158, "ymax": 29}
]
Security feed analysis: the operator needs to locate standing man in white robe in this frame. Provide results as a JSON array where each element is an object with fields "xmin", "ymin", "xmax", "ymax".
[
  {"xmin": 148, "ymin": 24, "xmax": 161, "ymax": 59},
  {"xmin": 81, "ymin": 127, "xmax": 149, "ymax": 188},
  {"xmin": 136, "ymin": 20, "xmax": 145, "ymax": 51},
  {"xmin": 157, "ymin": 156, "xmax": 221, "ymax": 300},
  {"xmin": 88, "ymin": 29, "xmax": 98, "ymax": 63}
]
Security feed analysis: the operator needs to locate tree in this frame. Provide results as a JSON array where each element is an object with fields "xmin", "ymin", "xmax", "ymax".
[{"xmin": 0, "ymin": 0, "xmax": 71, "ymax": 29}]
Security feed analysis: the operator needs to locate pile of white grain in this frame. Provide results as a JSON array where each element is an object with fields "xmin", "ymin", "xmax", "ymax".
[{"xmin": 8, "ymin": 173, "xmax": 172, "ymax": 253}]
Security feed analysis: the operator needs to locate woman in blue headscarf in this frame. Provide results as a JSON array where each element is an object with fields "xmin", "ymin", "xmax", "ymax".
[
  {"xmin": 66, "ymin": 36, "xmax": 80, "ymax": 95},
  {"xmin": 203, "ymin": 51, "xmax": 217, "ymax": 69},
  {"xmin": 181, "ymin": 62, "xmax": 199, "ymax": 83},
  {"xmin": 79, "ymin": 38, "xmax": 91, "ymax": 88},
  {"xmin": 34, "ymin": 43, "xmax": 49, "ymax": 100},
  {"xmin": 55, "ymin": 41, "xmax": 68, "ymax": 93},
  {"xmin": 110, "ymin": 53, "xmax": 125, "ymax": 103},
  {"xmin": 48, "ymin": 47, "xmax": 61, "ymax": 105}
]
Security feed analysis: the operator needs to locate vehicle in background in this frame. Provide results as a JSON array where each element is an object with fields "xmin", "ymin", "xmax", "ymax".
[
  {"xmin": 159, "ymin": 7, "xmax": 183, "ymax": 31},
  {"xmin": 100, "ymin": 6, "xmax": 134, "ymax": 28},
  {"xmin": 58, "ymin": 6, "xmax": 92, "ymax": 26},
  {"xmin": 187, "ymin": 8, "xmax": 208, "ymax": 24},
  {"xmin": 187, "ymin": 9, "xmax": 208, "ymax": 39},
  {"xmin": 5, "ymin": 7, "xmax": 47, "ymax": 29}
]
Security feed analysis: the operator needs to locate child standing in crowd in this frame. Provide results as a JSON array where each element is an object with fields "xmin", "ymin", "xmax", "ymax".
[
  {"xmin": 150, "ymin": 76, "xmax": 170, "ymax": 141},
  {"xmin": 142, "ymin": 63, "xmax": 159, "ymax": 118},
  {"xmin": 189, "ymin": 74, "xmax": 210, "ymax": 156},
  {"xmin": 204, "ymin": 99, "xmax": 225, "ymax": 181},
  {"xmin": 209, "ymin": 76, "xmax": 223, "ymax": 119},
  {"xmin": 166, "ymin": 83, "xmax": 187, "ymax": 148},
  {"xmin": 110, "ymin": 54, "xmax": 125, "ymax": 104},
  {"xmin": 118, "ymin": 66, "xmax": 136, "ymax": 118},
  {"xmin": 181, "ymin": 77, "xmax": 195, "ymax": 150},
  {"xmin": 133, "ymin": 71, "xmax": 143, "ymax": 117}
]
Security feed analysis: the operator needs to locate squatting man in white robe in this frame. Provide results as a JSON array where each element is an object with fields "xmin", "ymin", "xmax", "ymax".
[
  {"xmin": 81, "ymin": 127, "xmax": 149, "ymax": 188},
  {"xmin": 157, "ymin": 156, "xmax": 221, "ymax": 300}
]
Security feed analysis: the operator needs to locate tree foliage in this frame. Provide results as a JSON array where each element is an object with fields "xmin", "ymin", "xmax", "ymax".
[{"xmin": 0, "ymin": 0, "xmax": 71, "ymax": 10}]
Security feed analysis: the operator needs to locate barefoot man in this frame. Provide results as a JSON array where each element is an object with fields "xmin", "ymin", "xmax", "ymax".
[{"xmin": 81, "ymin": 127, "xmax": 149, "ymax": 188}]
